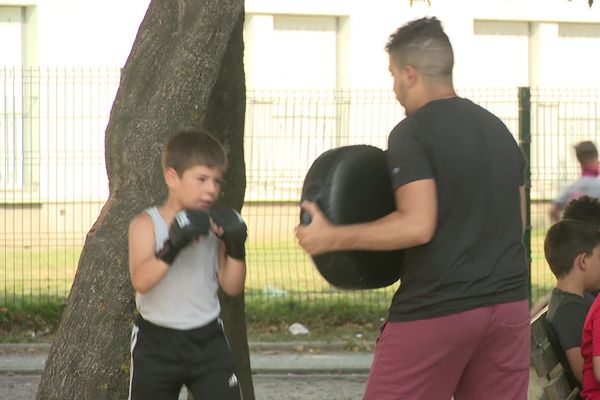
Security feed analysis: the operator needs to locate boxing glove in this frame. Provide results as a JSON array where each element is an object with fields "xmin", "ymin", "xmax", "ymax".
[
  {"xmin": 156, "ymin": 209, "xmax": 210, "ymax": 264},
  {"xmin": 210, "ymin": 208, "xmax": 247, "ymax": 260}
]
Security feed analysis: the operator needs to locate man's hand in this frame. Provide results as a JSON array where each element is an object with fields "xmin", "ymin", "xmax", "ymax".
[{"xmin": 295, "ymin": 201, "xmax": 337, "ymax": 255}]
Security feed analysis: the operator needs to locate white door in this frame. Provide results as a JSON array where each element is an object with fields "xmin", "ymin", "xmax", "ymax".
[
  {"xmin": 269, "ymin": 15, "xmax": 337, "ymax": 90},
  {"xmin": 244, "ymin": 15, "xmax": 340, "ymax": 200}
]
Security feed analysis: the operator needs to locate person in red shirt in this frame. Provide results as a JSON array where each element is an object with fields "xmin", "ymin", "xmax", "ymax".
[{"xmin": 573, "ymin": 221, "xmax": 600, "ymax": 399}]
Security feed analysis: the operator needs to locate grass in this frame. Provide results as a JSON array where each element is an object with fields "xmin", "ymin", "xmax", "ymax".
[
  {"xmin": 0, "ymin": 236, "xmax": 555, "ymax": 304},
  {"xmin": 0, "ymin": 248, "xmax": 80, "ymax": 304},
  {"xmin": 0, "ymin": 230, "xmax": 557, "ymax": 346},
  {"xmin": 0, "ymin": 241, "xmax": 393, "ymax": 347},
  {"xmin": 0, "ymin": 241, "xmax": 396, "ymax": 310},
  {"xmin": 0, "ymin": 296, "xmax": 384, "ymax": 351},
  {"xmin": 0, "ymin": 301, "xmax": 64, "ymax": 343},
  {"xmin": 246, "ymin": 240, "xmax": 342, "ymax": 292},
  {"xmin": 245, "ymin": 297, "xmax": 386, "ymax": 350}
]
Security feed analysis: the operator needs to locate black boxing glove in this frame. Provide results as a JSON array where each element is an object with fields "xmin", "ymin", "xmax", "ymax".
[
  {"xmin": 156, "ymin": 209, "xmax": 210, "ymax": 264},
  {"xmin": 210, "ymin": 208, "xmax": 247, "ymax": 260}
]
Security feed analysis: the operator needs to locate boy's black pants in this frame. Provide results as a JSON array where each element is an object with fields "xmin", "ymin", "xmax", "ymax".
[{"xmin": 129, "ymin": 316, "xmax": 242, "ymax": 400}]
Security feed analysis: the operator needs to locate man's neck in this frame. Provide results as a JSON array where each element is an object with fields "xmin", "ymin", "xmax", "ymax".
[
  {"xmin": 427, "ymin": 84, "xmax": 457, "ymax": 101},
  {"xmin": 414, "ymin": 83, "xmax": 457, "ymax": 111}
]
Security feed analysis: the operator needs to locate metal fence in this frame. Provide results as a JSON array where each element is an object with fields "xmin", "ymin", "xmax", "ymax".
[{"xmin": 1, "ymin": 67, "xmax": 599, "ymax": 309}]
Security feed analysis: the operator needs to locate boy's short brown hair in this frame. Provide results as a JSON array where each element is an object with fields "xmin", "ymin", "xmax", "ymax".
[
  {"xmin": 162, "ymin": 128, "xmax": 227, "ymax": 176},
  {"xmin": 544, "ymin": 219, "xmax": 600, "ymax": 278},
  {"xmin": 575, "ymin": 141, "xmax": 598, "ymax": 165}
]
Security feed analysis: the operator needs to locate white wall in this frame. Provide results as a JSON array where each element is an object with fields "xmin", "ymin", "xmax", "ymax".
[
  {"xmin": 0, "ymin": 6, "xmax": 23, "ymax": 66},
  {"xmin": 3, "ymin": 0, "xmax": 599, "ymax": 82},
  {"xmin": 2, "ymin": 0, "xmax": 600, "ymax": 203},
  {"xmin": 34, "ymin": 0, "xmax": 149, "ymax": 67},
  {"xmin": 245, "ymin": 14, "xmax": 338, "ymax": 89},
  {"xmin": 0, "ymin": 1, "xmax": 149, "ymax": 201},
  {"xmin": 245, "ymin": 0, "xmax": 600, "ymax": 90}
]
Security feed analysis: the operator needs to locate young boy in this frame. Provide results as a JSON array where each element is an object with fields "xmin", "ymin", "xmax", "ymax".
[
  {"xmin": 127, "ymin": 128, "xmax": 247, "ymax": 400},
  {"xmin": 549, "ymin": 141, "xmax": 600, "ymax": 222},
  {"xmin": 545, "ymin": 217, "xmax": 600, "ymax": 387},
  {"xmin": 532, "ymin": 196, "xmax": 600, "ymax": 316}
]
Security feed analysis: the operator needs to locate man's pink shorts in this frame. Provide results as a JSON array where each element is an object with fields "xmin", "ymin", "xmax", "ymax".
[{"xmin": 364, "ymin": 300, "xmax": 530, "ymax": 400}]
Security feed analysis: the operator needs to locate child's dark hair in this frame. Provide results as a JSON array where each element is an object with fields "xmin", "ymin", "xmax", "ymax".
[
  {"xmin": 575, "ymin": 141, "xmax": 598, "ymax": 165},
  {"xmin": 563, "ymin": 196, "xmax": 600, "ymax": 227},
  {"xmin": 162, "ymin": 128, "xmax": 227, "ymax": 176},
  {"xmin": 544, "ymin": 219, "xmax": 600, "ymax": 278}
]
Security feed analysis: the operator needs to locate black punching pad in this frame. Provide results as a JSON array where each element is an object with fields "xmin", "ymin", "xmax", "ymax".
[{"xmin": 300, "ymin": 145, "xmax": 403, "ymax": 290}]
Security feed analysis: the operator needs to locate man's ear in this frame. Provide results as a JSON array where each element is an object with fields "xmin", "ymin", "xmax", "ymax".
[{"xmin": 404, "ymin": 64, "xmax": 418, "ymax": 87}]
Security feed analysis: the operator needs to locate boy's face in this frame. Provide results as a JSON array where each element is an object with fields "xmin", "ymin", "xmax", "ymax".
[
  {"xmin": 167, "ymin": 165, "xmax": 224, "ymax": 211},
  {"xmin": 584, "ymin": 245, "xmax": 600, "ymax": 291}
]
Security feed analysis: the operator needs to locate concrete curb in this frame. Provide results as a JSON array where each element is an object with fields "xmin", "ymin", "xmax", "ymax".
[
  {"xmin": 0, "ymin": 341, "xmax": 351, "ymax": 353},
  {"xmin": 250, "ymin": 351, "xmax": 373, "ymax": 375},
  {"xmin": 0, "ymin": 342, "xmax": 374, "ymax": 376},
  {"xmin": 0, "ymin": 343, "xmax": 51, "ymax": 353},
  {"xmin": 248, "ymin": 340, "xmax": 354, "ymax": 352}
]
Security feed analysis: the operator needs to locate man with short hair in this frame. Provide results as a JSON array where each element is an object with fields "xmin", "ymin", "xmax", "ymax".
[{"xmin": 296, "ymin": 17, "xmax": 529, "ymax": 399}]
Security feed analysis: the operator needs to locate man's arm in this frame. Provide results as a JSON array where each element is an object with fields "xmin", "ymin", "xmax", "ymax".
[
  {"xmin": 296, "ymin": 178, "xmax": 437, "ymax": 255},
  {"xmin": 519, "ymin": 185, "xmax": 526, "ymax": 234}
]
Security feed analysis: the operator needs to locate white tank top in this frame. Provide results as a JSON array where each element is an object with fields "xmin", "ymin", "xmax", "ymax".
[{"xmin": 135, "ymin": 207, "xmax": 221, "ymax": 330}]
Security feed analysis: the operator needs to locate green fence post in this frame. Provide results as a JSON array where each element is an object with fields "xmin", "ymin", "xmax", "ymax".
[{"xmin": 518, "ymin": 86, "xmax": 532, "ymax": 304}]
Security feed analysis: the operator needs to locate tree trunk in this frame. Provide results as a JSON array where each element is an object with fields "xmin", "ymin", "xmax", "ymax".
[{"xmin": 37, "ymin": 0, "xmax": 252, "ymax": 399}]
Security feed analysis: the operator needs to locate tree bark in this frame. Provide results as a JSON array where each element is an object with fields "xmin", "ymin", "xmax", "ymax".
[{"xmin": 37, "ymin": 0, "xmax": 251, "ymax": 399}]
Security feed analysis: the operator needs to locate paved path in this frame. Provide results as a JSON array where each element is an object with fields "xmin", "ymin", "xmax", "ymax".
[
  {"xmin": 0, "ymin": 342, "xmax": 546, "ymax": 399},
  {"xmin": 0, "ymin": 342, "xmax": 373, "ymax": 375},
  {"xmin": 0, "ymin": 343, "xmax": 372, "ymax": 399}
]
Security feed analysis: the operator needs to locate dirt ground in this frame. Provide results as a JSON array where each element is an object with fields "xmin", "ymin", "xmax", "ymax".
[{"xmin": 0, "ymin": 373, "xmax": 368, "ymax": 400}]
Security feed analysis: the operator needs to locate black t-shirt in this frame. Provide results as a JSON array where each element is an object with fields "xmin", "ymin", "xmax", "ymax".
[
  {"xmin": 546, "ymin": 288, "xmax": 592, "ymax": 351},
  {"xmin": 386, "ymin": 97, "xmax": 528, "ymax": 322},
  {"xmin": 545, "ymin": 288, "xmax": 593, "ymax": 388}
]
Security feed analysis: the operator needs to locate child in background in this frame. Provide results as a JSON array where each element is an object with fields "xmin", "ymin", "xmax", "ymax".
[{"xmin": 550, "ymin": 141, "xmax": 600, "ymax": 222}]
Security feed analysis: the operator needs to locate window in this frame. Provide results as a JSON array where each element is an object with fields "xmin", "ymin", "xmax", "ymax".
[
  {"xmin": 0, "ymin": 6, "xmax": 38, "ymax": 193},
  {"xmin": 0, "ymin": 7, "xmax": 25, "ymax": 190}
]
